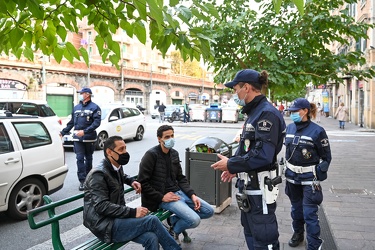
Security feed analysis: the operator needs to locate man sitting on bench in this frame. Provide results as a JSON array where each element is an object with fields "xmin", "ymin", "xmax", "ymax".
[{"xmin": 83, "ymin": 135, "xmax": 181, "ymax": 250}]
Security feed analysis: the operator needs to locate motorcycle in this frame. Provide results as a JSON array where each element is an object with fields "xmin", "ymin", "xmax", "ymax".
[{"xmin": 167, "ymin": 108, "xmax": 185, "ymax": 123}]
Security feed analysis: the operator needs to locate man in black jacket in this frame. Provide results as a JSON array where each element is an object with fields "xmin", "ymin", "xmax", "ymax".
[
  {"xmin": 138, "ymin": 125, "xmax": 214, "ymax": 245},
  {"xmin": 83, "ymin": 136, "xmax": 181, "ymax": 250}
]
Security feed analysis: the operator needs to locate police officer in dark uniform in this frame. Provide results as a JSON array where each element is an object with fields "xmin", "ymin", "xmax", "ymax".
[
  {"xmin": 60, "ymin": 87, "xmax": 101, "ymax": 191},
  {"xmin": 212, "ymin": 69, "xmax": 286, "ymax": 250},
  {"xmin": 284, "ymin": 98, "xmax": 331, "ymax": 250}
]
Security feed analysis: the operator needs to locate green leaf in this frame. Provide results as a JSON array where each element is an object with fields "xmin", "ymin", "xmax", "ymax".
[
  {"xmin": 292, "ymin": 0, "xmax": 305, "ymax": 15},
  {"xmin": 134, "ymin": 21, "xmax": 146, "ymax": 44},
  {"xmin": 56, "ymin": 25, "xmax": 67, "ymax": 42},
  {"xmin": 79, "ymin": 47, "xmax": 89, "ymax": 65},
  {"xmin": 23, "ymin": 46, "xmax": 34, "ymax": 61},
  {"xmin": 28, "ymin": 0, "xmax": 44, "ymax": 19},
  {"xmin": 54, "ymin": 44, "xmax": 65, "ymax": 63},
  {"xmin": 66, "ymin": 42, "xmax": 80, "ymax": 60},
  {"xmin": 9, "ymin": 27, "xmax": 23, "ymax": 50},
  {"xmin": 147, "ymin": 0, "xmax": 163, "ymax": 28},
  {"xmin": 133, "ymin": 0, "xmax": 147, "ymax": 20},
  {"xmin": 169, "ymin": 0, "xmax": 179, "ymax": 7}
]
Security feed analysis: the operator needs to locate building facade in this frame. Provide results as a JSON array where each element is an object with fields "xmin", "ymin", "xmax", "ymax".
[
  {"xmin": 0, "ymin": 23, "xmax": 225, "ymax": 118},
  {"xmin": 320, "ymin": 0, "xmax": 375, "ymax": 128}
]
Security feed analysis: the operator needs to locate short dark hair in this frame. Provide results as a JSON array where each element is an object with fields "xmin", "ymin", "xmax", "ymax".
[
  {"xmin": 103, "ymin": 136, "xmax": 123, "ymax": 158},
  {"xmin": 157, "ymin": 125, "xmax": 174, "ymax": 138}
]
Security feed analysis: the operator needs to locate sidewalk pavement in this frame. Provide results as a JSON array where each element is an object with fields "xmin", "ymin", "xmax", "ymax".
[{"xmin": 108, "ymin": 116, "xmax": 375, "ymax": 249}]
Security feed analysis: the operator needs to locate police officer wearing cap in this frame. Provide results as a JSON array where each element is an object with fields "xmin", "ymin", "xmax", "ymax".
[
  {"xmin": 60, "ymin": 87, "xmax": 101, "ymax": 191},
  {"xmin": 284, "ymin": 98, "xmax": 332, "ymax": 249},
  {"xmin": 212, "ymin": 69, "xmax": 286, "ymax": 250}
]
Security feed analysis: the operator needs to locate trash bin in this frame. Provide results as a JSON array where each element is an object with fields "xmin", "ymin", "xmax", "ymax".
[
  {"xmin": 221, "ymin": 106, "xmax": 239, "ymax": 123},
  {"xmin": 189, "ymin": 104, "xmax": 206, "ymax": 122},
  {"xmin": 205, "ymin": 103, "xmax": 222, "ymax": 122},
  {"xmin": 185, "ymin": 137, "xmax": 232, "ymax": 213}
]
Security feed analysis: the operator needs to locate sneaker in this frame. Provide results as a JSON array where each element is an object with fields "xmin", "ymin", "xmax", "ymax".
[
  {"xmin": 288, "ymin": 232, "xmax": 304, "ymax": 247},
  {"xmin": 79, "ymin": 182, "xmax": 84, "ymax": 191},
  {"xmin": 182, "ymin": 230, "xmax": 192, "ymax": 243}
]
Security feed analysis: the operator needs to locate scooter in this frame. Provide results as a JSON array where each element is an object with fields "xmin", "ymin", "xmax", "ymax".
[{"xmin": 167, "ymin": 109, "xmax": 185, "ymax": 123}]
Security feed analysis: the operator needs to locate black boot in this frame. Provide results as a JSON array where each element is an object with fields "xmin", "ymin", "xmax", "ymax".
[{"xmin": 288, "ymin": 232, "xmax": 304, "ymax": 247}]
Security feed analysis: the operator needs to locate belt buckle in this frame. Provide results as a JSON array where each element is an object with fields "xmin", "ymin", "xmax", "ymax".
[{"xmin": 296, "ymin": 166, "xmax": 303, "ymax": 174}]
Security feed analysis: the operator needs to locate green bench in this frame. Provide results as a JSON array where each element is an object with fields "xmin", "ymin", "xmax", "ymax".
[{"xmin": 27, "ymin": 185, "xmax": 172, "ymax": 250}]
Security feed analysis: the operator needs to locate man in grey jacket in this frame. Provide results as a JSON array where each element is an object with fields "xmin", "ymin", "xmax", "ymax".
[{"xmin": 83, "ymin": 136, "xmax": 180, "ymax": 250}]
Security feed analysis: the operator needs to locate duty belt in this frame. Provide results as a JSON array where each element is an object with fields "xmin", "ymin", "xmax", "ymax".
[
  {"xmin": 286, "ymin": 179, "xmax": 320, "ymax": 185},
  {"xmin": 286, "ymin": 162, "xmax": 315, "ymax": 174}
]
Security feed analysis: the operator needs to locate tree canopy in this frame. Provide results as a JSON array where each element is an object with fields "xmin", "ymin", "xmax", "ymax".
[
  {"xmin": 0, "ymin": 0, "xmax": 218, "ymax": 66},
  {"xmin": 199, "ymin": 0, "xmax": 375, "ymax": 101}
]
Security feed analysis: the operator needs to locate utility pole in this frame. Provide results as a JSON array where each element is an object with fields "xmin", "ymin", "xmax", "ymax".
[{"xmin": 87, "ymin": 31, "xmax": 91, "ymax": 86}]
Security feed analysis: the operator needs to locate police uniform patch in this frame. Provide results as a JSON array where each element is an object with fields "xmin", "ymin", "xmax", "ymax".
[
  {"xmin": 245, "ymin": 123, "xmax": 255, "ymax": 132},
  {"xmin": 257, "ymin": 119, "xmax": 273, "ymax": 132},
  {"xmin": 321, "ymin": 138, "xmax": 329, "ymax": 147},
  {"xmin": 97, "ymin": 110, "xmax": 101, "ymax": 115}
]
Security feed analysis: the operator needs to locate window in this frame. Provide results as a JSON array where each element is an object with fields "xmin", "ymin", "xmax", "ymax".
[
  {"xmin": 13, "ymin": 122, "xmax": 52, "ymax": 149},
  {"xmin": 121, "ymin": 107, "xmax": 132, "ymax": 118},
  {"xmin": 0, "ymin": 123, "xmax": 13, "ymax": 154},
  {"xmin": 356, "ymin": 30, "xmax": 367, "ymax": 53},
  {"xmin": 109, "ymin": 109, "xmax": 121, "ymax": 120},
  {"xmin": 129, "ymin": 108, "xmax": 140, "ymax": 116},
  {"xmin": 176, "ymin": 91, "xmax": 180, "ymax": 97}
]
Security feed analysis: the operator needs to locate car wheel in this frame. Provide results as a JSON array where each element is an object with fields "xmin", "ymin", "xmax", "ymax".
[
  {"xmin": 133, "ymin": 126, "xmax": 144, "ymax": 141},
  {"xmin": 7, "ymin": 178, "xmax": 46, "ymax": 220},
  {"xmin": 96, "ymin": 132, "xmax": 108, "ymax": 150},
  {"xmin": 151, "ymin": 115, "xmax": 156, "ymax": 119}
]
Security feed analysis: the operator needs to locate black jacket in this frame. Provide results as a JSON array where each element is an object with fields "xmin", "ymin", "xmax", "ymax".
[
  {"xmin": 138, "ymin": 145, "xmax": 195, "ymax": 211},
  {"xmin": 83, "ymin": 159, "xmax": 136, "ymax": 243}
]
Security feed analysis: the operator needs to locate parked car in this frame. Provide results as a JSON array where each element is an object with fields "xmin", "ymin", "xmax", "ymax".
[
  {"xmin": 0, "ymin": 99, "xmax": 62, "ymax": 133},
  {"xmin": 0, "ymin": 113, "xmax": 68, "ymax": 220},
  {"xmin": 62, "ymin": 104, "xmax": 146, "ymax": 150}
]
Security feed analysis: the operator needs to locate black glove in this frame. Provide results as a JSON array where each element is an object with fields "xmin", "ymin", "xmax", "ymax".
[{"xmin": 315, "ymin": 162, "xmax": 329, "ymax": 181}]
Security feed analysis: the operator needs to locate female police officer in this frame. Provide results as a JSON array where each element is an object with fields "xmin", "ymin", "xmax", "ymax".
[
  {"xmin": 284, "ymin": 98, "xmax": 332, "ymax": 250},
  {"xmin": 211, "ymin": 69, "xmax": 286, "ymax": 250}
]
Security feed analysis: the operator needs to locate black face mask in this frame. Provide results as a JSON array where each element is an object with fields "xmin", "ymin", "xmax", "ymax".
[{"xmin": 110, "ymin": 150, "xmax": 130, "ymax": 165}]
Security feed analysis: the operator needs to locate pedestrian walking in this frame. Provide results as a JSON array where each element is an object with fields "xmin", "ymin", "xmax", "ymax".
[
  {"xmin": 334, "ymin": 102, "xmax": 348, "ymax": 129},
  {"xmin": 211, "ymin": 69, "xmax": 286, "ymax": 249},
  {"xmin": 60, "ymin": 87, "xmax": 101, "ymax": 191},
  {"xmin": 183, "ymin": 103, "xmax": 190, "ymax": 123},
  {"xmin": 284, "ymin": 98, "xmax": 332, "ymax": 249},
  {"xmin": 316, "ymin": 102, "xmax": 322, "ymax": 123},
  {"xmin": 158, "ymin": 103, "xmax": 166, "ymax": 123},
  {"xmin": 83, "ymin": 136, "xmax": 181, "ymax": 250}
]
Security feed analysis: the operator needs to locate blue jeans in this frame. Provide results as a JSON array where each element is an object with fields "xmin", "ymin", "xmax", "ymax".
[
  {"xmin": 159, "ymin": 190, "xmax": 214, "ymax": 234},
  {"xmin": 73, "ymin": 141, "xmax": 95, "ymax": 182},
  {"xmin": 159, "ymin": 112, "xmax": 165, "ymax": 123},
  {"xmin": 339, "ymin": 120, "xmax": 345, "ymax": 128},
  {"xmin": 112, "ymin": 215, "xmax": 181, "ymax": 250}
]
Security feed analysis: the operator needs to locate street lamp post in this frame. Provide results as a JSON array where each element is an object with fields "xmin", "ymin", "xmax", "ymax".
[{"xmin": 87, "ymin": 31, "xmax": 91, "ymax": 86}]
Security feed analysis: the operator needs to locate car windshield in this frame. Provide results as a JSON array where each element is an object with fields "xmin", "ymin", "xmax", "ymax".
[{"xmin": 101, "ymin": 107, "xmax": 112, "ymax": 120}]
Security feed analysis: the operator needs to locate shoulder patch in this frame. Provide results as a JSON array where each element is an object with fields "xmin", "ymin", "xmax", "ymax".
[
  {"xmin": 257, "ymin": 119, "xmax": 273, "ymax": 132},
  {"xmin": 321, "ymin": 138, "xmax": 329, "ymax": 147},
  {"xmin": 97, "ymin": 110, "xmax": 101, "ymax": 116}
]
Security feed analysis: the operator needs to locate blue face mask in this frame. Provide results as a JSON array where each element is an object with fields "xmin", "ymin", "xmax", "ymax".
[
  {"xmin": 163, "ymin": 138, "xmax": 175, "ymax": 149},
  {"xmin": 78, "ymin": 95, "xmax": 84, "ymax": 102},
  {"xmin": 290, "ymin": 112, "xmax": 302, "ymax": 122},
  {"xmin": 233, "ymin": 86, "xmax": 247, "ymax": 106}
]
